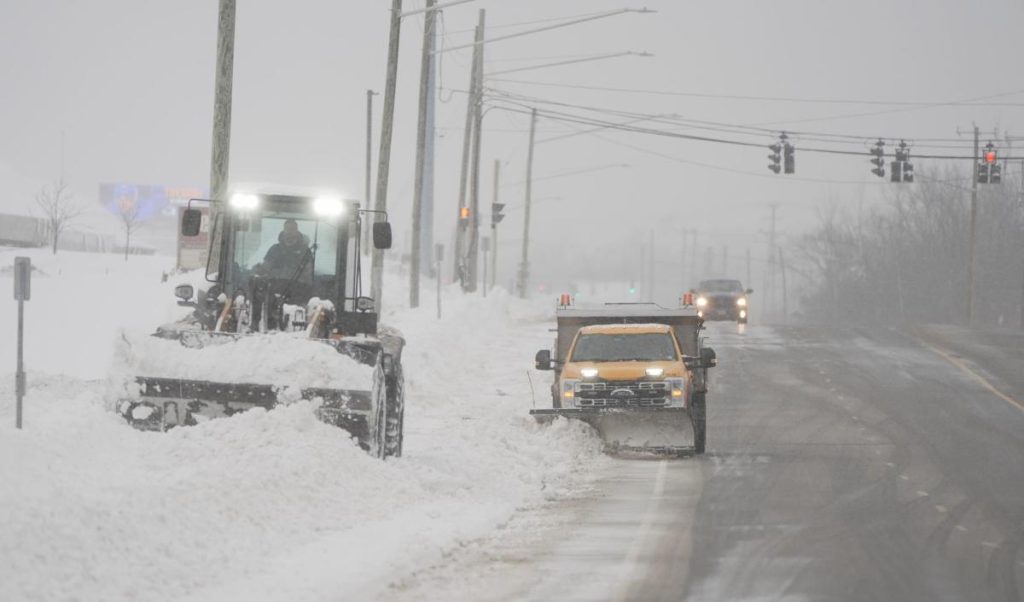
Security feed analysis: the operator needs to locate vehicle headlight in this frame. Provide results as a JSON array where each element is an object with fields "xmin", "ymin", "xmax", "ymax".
[
  {"xmin": 562, "ymin": 379, "xmax": 579, "ymax": 399},
  {"xmin": 580, "ymin": 367, "xmax": 599, "ymax": 379},
  {"xmin": 666, "ymin": 377, "xmax": 685, "ymax": 400},
  {"xmin": 696, "ymin": 296, "xmax": 708, "ymax": 307},
  {"xmin": 645, "ymin": 367, "xmax": 664, "ymax": 377},
  {"xmin": 313, "ymin": 196, "xmax": 346, "ymax": 218},
  {"xmin": 229, "ymin": 193, "xmax": 259, "ymax": 211},
  {"xmin": 736, "ymin": 297, "xmax": 747, "ymax": 307}
]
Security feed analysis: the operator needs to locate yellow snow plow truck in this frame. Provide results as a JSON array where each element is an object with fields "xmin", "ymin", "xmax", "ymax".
[{"xmin": 532, "ymin": 301, "xmax": 716, "ymax": 455}]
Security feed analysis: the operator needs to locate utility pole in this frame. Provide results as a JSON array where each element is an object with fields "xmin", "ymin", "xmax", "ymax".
[
  {"xmin": 721, "ymin": 245, "xmax": 728, "ymax": 275},
  {"xmin": 491, "ymin": 159, "xmax": 499, "ymax": 291},
  {"xmin": 454, "ymin": 22, "xmax": 482, "ymax": 287},
  {"xmin": 679, "ymin": 228, "xmax": 688, "ymax": 293},
  {"xmin": 967, "ymin": 125, "xmax": 980, "ymax": 327},
  {"xmin": 465, "ymin": 9, "xmax": 486, "ymax": 292},
  {"xmin": 409, "ymin": 0, "xmax": 436, "ymax": 309},
  {"xmin": 208, "ymin": 0, "xmax": 235, "ymax": 265},
  {"xmin": 689, "ymin": 229, "xmax": 698, "ymax": 284},
  {"xmin": 518, "ymin": 108, "xmax": 538, "ymax": 298},
  {"xmin": 371, "ymin": 0, "xmax": 403, "ymax": 313},
  {"xmin": 648, "ymin": 229, "xmax": 656, "ymax": 302},
  {"xmin": 745, "ymin": 247, "xmax": 751, "ymax": 289},
  {"xmin": 363, "ymin": 89, "xmax": 377, "ymax": 256},
  {"xmin": 778, "ymin": 246, "xmax": 788, "ymax": 324},
  {"xmin": 481, "ymin": 236, "xmax": 490, "ymax": 297}
]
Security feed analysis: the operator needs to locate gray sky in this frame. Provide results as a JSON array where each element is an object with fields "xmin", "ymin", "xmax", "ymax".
[{"xmin": 3, "ymin": 0, "xmax": 1023, "ymax": 296}]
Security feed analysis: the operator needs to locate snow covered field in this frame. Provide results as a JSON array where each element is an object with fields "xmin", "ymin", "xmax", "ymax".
[{"xmin": 0, "ymin": 249, "xmax": 605, "ymax": 602}]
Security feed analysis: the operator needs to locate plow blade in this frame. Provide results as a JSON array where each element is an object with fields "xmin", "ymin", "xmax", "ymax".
[
  {"xmin": 530, "ymin": 407, "xmax": 695, "ymax": 455},
  {"xmin": 119, "ymin": 376, "xmax": 383, "ymax": 454}
]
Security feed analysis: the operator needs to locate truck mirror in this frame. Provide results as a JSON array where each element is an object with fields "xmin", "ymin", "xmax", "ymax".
[
  {"xmin": 174, "ymin": 284, "xmax": 194, "ymax": 302},
  {"xmin": 701, "ymin": 347, "xmax": 717, "ymax": 368},
  {"xmin": 373, "ymin": 222, "xmax": 393, "ymax": 250},
  {"xmin": 535, "ymin": 349, "xmax": 552, "ymax": 370},
  {"xmin": 181, "ymin": 208, "xmax": 202, "ymax": 237}
]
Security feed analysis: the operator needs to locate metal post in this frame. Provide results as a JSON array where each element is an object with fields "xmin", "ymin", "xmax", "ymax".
[
  {"xmin": 363, "ymin": 89, "xmax": 376, "ymax": 256},
  {"xmin": 16, "ymin": 299, "xmax": 24, "ymax": 429},
  {"xmin": 435, "ymin": 244, "xmax": 444, "ymax": 320},
  {"xmin": 968, "ymin": 125, "xmax": 980, "ymax": 327},
  {"xmin": 518, "ymin": 108, "xmax": 538, "ymax": 298},
  {"xmin": 481, "ymin": 236, "xmax": 490, "ymax": 297},
  {"xmin": 465, "ymin": 9, "xmax": 486, "ymax": 292},
  {"xmin": 410, "ymin": 0, "xmax": 436, "ymax": 308},
  {"xmin": 491, "ymin": 159, "xmax": 499, "ymax": 291},
  {"xmin": 778, "ymin": 246, "xmax": 788, "ymax": 324},
  {"xmin": 371, "ymin": 0, "xmax": 403, "ymax": 313}
]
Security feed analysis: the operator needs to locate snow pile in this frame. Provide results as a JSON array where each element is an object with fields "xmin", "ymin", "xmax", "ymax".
[
  {"xmin": 0, "ymin": 250, "xmax": 605, "ymax": 602},
  {"xmin": 112, "ymin": 330, "xmax": 375, "ymax": 394}
]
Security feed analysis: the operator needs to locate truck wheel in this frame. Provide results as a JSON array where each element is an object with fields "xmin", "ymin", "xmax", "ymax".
[
  {"xmin": 692, "ymin": 392, "xmax": 707, "ymax": 455},
  {"xmin": 384, "ymin": 362, "xmax": 405, "ymax": 458}
]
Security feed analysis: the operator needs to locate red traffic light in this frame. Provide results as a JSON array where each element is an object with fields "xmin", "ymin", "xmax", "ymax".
[
  {"xmin": 984, "ymin": 150, "xmax": 997, "ymax": 164},
  {"xmin": 459, "ymin": 207, "xmax": 470, "ymax": 219}
]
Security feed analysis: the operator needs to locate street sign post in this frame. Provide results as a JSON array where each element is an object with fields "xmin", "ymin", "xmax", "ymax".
[
  {"xmin": 13, "ymin": 257, "xmax": 30, "ymax": 429},
  {"xmin": 435, "ymin": 244, "xmax": 444, "ymax": 320}
]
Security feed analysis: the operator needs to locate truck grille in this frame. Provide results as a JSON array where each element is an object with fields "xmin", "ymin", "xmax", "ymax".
[{"xmin": 575, "ymin": 381, "xmax": 670, "ymax": 408}]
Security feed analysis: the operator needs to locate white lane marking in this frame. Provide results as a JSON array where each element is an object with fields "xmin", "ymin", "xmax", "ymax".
[
  {"xmin": 612, "ymin": 459, "xmax": 668, "ymax": 602},
  {"xmin": 914, "ymin": 334, "xmax": 1024, "ymax": 413}
]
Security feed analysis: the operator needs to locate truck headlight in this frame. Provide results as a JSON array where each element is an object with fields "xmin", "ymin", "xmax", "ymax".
[
  {"xmin": 696, "ymin": 296, "xmax": 708, "ymax": 307},
  {"xmin": 580, "ymin": 367, "xmax": 599, "ymax": 379},
  {"xmin": 562, "ymin": 379, "xmax": 578, "ymax": 399},
  {"xmin": 666, "ymin": 378, "xmax": 685, "ymax": 401},
  {"xmin": 645, "ymin": 367, "xmax": 664, "ymax": 377},
  {"xmin": 736, "ymin": 297, "xmax": 747, "ymax": 307}
]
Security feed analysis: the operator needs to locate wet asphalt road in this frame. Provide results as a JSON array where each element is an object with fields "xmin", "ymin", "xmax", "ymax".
[{"xmin": 385, "ymin": 323, "xmax": 1024, "ymax": 602}]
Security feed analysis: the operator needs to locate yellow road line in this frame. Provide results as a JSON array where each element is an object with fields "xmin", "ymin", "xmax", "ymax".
[{"xmin": 914, "ymin": 334, "xmax": 1024, "ymax": 413}]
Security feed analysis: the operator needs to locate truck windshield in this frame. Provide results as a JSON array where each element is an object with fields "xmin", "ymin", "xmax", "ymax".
[{"xmin": 571, "ymin": 333, "xmax": 678, "ymax": 362}]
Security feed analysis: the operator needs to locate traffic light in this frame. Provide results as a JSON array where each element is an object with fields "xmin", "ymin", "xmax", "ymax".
[
  {"xmin": 783, "ymin": 142, "xmax": 795, "ymax": 174},
  {"xmin": 980, "ymin": 143, "xmax": 1000, "ymax": 185},
  {"xmin": 869, "ymin": 140, "xmax": 885, "ymax": 178},
  {"xmin": 491, "ymin": 203, "xmax": 505, "ymax": 226},
  {"xmin": 990, "ymin": 162, "xmax": 1001, "ymax": 184},
  {"xmin": 768, "ymin": 143, "xmax": 781, "ymax": 174},
  {"xmin": 459, "ymin": 206, "xmax": 470, "ymax": 220},
  {"xmin": 978, "ymin": 163, "xmax": 990, "ymax": 184},
  {"xmin": 892, "ymin": 140, "xmax": 913, "ymax": 183}
]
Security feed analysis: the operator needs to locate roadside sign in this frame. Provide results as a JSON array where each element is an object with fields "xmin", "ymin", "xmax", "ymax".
[{"xmin": 14, "ymin": 256, "xmax": 30, "ymax": 300}]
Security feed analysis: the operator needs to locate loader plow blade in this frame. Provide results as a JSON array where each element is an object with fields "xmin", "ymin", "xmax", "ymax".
[{"xmin": 530, "ymin": 407, "xmax": 695, "ymax": 455}]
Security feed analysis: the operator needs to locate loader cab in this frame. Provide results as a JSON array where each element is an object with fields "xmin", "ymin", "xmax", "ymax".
[{"xmin": 180, "ymin": 193, "xmax": 392, "ymax": 334}]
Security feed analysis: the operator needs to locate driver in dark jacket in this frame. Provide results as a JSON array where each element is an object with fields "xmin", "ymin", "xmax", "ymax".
[{"xmin": 261, "ymin": 219, "xmax": 312, "ymax": 279}]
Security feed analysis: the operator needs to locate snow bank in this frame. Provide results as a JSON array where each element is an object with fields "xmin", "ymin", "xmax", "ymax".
[
  {"xmin": 112, "ymin": 330, "xmax": 375, "ymax": 394},
  {"xmin": 0, "ymin": 252, "xmax": 605, "ymax": 602}
]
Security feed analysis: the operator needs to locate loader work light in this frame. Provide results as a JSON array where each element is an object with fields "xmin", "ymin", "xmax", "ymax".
[
  {"xmin": 645, "ymin": 367, "xmax": 665, "ymax": 377},
  {"xmin": 313, "ymin": 197, "xmax": 346, "ymax": 218},
  {"xmin": 229, "ymin": 193, "xmax": 259, "ymax": 211},
  {"xmin": 696, "ymin": 296, "xmax": 708, "ymax": 307},
  {"xmin": 581, "ymin": 367, "xmax": 599, "ymax": 379}
]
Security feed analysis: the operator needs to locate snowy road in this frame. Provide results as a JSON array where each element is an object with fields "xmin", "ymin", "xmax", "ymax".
[{"xmin": 385, "ymin": 323, "xmax": 1024, "ymax": 602}]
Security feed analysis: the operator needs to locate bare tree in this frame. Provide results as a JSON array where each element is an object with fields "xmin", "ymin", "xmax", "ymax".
[
  {"xmin": 117, "ymin": 198, "xmax": 143, "ymax": 261},
  {"xmin": 34, "ymin": 177, "xmax": 82, "ymax": 254}
]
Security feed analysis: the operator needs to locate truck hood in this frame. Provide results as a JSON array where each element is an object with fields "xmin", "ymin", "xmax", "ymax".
[{"xmin": 562, "ymin": 360, "xmax": 686, "ymax": 380}]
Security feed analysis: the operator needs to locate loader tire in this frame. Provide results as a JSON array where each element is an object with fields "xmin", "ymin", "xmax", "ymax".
[
  {"xmin": 692, "ymin": 392, "xmax": 707, "ymax": 455},
  {"xmin": 384, "ymin": 361, "xmax": 405, "ymax": 458}
]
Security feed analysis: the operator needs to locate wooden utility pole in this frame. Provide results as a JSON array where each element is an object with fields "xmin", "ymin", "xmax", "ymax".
[
  {"xmin": 967, "ymin": 125, "xmax": 980, "ymax": 327},
  {"xmin": 371, "ymin": 0, "xmax": 403, "ymax": 313},
  {"xmin": 517, "ymin": 108, "xmax": 537, "ymax": 298},
  {"xmin": 409, "ymin": 0, "xmax": 436, "ymax": 308},
  {"xmin": 453, "ymin": 23, "xmax": 481, "ymax": 286},
  {"xmin": 363, "ymin": 89, "xmax": 376, "ymax": 256},
  {"xmin": 746, "ymin": 247, "xmax": 751, "ymax": 290},
  {"xmin": 778, "ymin": 246, "xmax": 788, "ymax": 323},
  {"xmin": 208, "ymin": 0, "xmax": 235, "ymax": 268},
  {"xmin": 465, "ymin": 9, "xmax": 486, "ymax": 292}
]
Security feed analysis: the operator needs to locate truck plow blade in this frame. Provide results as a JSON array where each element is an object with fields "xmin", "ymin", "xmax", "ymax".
[
  {"xmin": 119, "ymin": 376, "xmax": 382, "ymax": 453},
  {"xmin": 530, "ymin": 407, "xmax": 695, "ymax": 455}
]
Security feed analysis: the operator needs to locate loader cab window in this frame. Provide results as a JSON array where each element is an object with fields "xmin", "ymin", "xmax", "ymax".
[
  {"xmin": 570, "ymin": 333, "xmax": 678, "ymax": 362},
  {"xmin": 699, "ymin": 279, "xmax": 743, "ymax": 293},
  {"xmin": 232, "ymin": 213, "xmax": 338, "ymax": 283}
]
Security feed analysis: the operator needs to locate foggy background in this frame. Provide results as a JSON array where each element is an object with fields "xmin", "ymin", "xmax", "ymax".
[{"xmin": 2, "ymin": 0, "xmax": 1023, "ymax": 318}]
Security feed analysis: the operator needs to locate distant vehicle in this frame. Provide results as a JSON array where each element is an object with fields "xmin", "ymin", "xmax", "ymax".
[
  {"xmin": 692, "ymin": 279, "xmax": 752, "ymax": 324},
  {"xmin": 532, "ymin": 300, "xmax": 716, "ymax": 455}
]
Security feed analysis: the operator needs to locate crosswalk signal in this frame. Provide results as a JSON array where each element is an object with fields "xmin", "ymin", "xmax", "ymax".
[
  {"xmin": 491, "ymin": 203, "xmax": 506, "ymax": 226},
  {"xmin": 869, "ymin": 140, "xmax": 885, "ymax": 178},
  {"xmin": 768, "ymin": 143, "xmax": 781, "ymax": 174}
]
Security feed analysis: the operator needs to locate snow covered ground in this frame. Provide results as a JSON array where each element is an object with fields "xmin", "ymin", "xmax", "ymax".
[{"xmin": 0, "ymin": 249, "xmax": 605, "ymax": 602}]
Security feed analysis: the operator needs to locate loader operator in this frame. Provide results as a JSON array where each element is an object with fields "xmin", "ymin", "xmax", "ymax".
[{"xmin": 259, "ymin": 219, "xmax": 312, "ymax": 281}]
